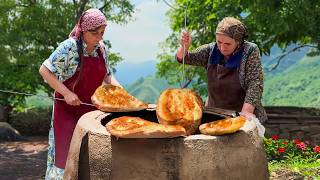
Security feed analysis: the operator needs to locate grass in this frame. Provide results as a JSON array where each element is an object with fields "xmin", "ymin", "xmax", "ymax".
[{"xmin": 269, "ymin": 159, "xmax": 320, "ymax": 178}]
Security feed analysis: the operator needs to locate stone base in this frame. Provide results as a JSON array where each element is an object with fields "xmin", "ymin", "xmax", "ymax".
[
  {"xmin": 0, "ymin": 122, "xmax": 25, "ymax": 141},
  {"xmin": 64, "ymin": 110, "xmax": 269, "ymax": 180}
]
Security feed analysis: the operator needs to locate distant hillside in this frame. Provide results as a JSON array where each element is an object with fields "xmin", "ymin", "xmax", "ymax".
[
  {"xmin": 114, "ymin": 61, "xmax": 157, "ymax": 85},
  {"xmin": 124, "ymin": 75, "xmax": 178, "ymax": 104},
  {"xmin": 261, "ymin": 44, "xmax": 310, "ymax": 76},
  {"xmin": 262, "ymin": 55, "xmax": 320, "ymax": 107}
]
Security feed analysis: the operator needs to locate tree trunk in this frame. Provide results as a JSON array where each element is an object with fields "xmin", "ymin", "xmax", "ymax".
[{"xmin": 0, "ymin": 105, "xmax": 12, "ymax": 122}]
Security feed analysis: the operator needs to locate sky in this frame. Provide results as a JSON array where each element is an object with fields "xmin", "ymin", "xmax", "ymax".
[{"xmin": 104, "ymin": 0, "xmax": 172, "ymax": 64}]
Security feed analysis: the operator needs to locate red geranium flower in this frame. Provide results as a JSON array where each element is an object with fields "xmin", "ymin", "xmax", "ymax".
[
  {"xmin": 314, "ymin": 146, "xmax": 320, "ymax": 153},
  {"xmin": 294, "ymin": 139, "xmax": 301, "ymax": 144},
  {"xmin": 272, "ymin": 135, "xmax": 279, "ymax": 140},
  {"xmin": 283, "ymin": 141, "xmax": 288, "ymax": 145},
  {"xmin": 296, "ymin": 142, "xmax": 306, "ymax": 150},
  {"xmin": 278, "ymin": 147, "xmax": 285, "ymax": 153}
]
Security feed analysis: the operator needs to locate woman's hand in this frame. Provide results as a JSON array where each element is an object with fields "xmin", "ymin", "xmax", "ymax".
[
  {"xmin": 103, "ymin": 74, "xmax": 122, "ymax": 88},
  {"xmin": 176, "ymin": 30, "xmax": 192, "ymax": 61},
  {"xmin": 63, "ymin": 91, "xmax": 81, "ymax": 106},
  {"xmin": 180, "ymin": 30, "xmax": 192, "ymax": 49},
  {"xmin": 39, "ymin": 65, "xmax": 81, "ymax": 106},
  {"xmin": 239, "ymin": 111, "xmax": 256, "ymax": 121},
  {"xmin": 240, "ymin": 103, "xmax": 255, "ymax": 120}
]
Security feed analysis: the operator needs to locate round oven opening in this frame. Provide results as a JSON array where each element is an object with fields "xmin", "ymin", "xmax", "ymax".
[{"xmin": 100, "ymin": 109, "xmax": 226, "ymax": 135}]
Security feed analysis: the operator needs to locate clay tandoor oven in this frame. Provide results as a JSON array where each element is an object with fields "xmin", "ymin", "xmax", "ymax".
[{"xmin": 64, "ymin": 109, "xmax": 269, "ymax": 180}]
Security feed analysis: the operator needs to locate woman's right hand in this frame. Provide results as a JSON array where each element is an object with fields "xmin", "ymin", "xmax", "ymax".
[
  {"xmin": 176, "ymin": 30, "xmax": 192, "ymax": 61},
  {"xmin": 39, "ymin": 65, "xmax": 81, "ymax": 106},
  {"xmin": 63, "ymin": 91, "xmax": 81, "ymax": 106},
  {"xmin": 180, "ymin": 30, "xmax": 192, "ymax": 49}
]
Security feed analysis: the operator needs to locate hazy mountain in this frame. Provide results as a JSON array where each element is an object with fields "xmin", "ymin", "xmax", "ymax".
[
  {"xmin": 113, "ymin": 60, "xmax": 157, "ymax": 85},
  {"xmin": 262, "ymin": 55, "xmax": 320, "ymax": 107},
  {"xmin": 261, "ymin": 44, "xmax": 310, "ymax": 76},
  {"xmin": 124, "ymin": 75, "xmax": 178, "ymax": 104}
]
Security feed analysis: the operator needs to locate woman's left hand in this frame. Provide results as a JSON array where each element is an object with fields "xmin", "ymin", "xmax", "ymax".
[
  {"xmin": 239, "ymin": 111, "xmax": 256, "ymax": 121},
  {"xmin": 240, "ymin": 103, "xmax": 255, "ymax": 120}
]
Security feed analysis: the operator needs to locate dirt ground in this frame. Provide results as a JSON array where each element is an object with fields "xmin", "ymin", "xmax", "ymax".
[{"xmin": 0, "ymin": 136, "xmax": 48, "ymax": 180}]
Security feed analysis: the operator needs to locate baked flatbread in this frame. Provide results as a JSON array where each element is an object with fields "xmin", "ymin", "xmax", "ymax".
[
  {"xmin": 199, "ymin": 116, "xmax": 246, "ymax": 135},
  {"xmin": 156, "ymin": 88, "xmax": 203, "ymax": 135},
  {"xmin": 106, "ymin": 116, "xmax": 186, "ymax": 138},
  {"xmin": 91, "ymin": 84, "xmax": 148, "ymax": 112}
]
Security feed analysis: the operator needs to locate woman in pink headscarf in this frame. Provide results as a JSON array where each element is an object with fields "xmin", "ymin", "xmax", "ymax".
[{"xmin": 39, "ymin": 8, "xmax": 121, "ymax": 179}]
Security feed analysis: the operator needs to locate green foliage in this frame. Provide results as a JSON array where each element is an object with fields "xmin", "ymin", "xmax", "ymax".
[
  {"xmin": 0, "ymin": 0, "xmax": 134, "ymax": 109},
  {"xmin": 25, "ymin": 90, "xmax": 52, "ymax": 110},
  {"xmin": 263, "ymin": 55, "xmax": 320, "ymax": 107},
  {"xmin": 9, "ymin": 107, "xmax": 52, "ymax": 135},
  {"xmin": 157, "ymin": 0, "xmax": 320, "ymax": 96}
]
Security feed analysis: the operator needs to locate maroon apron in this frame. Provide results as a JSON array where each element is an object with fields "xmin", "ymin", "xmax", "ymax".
[
  {"xmin": 53, "ymin": 50, "xmax": 106, "ymax": 169},
  {"xmin": 207, "ymin": 64, "xmax": 246, "ymax": 112}
]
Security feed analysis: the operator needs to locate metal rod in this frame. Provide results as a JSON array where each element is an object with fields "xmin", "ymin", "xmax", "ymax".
[
  {"xmin": 181, "ymin": 5, "xmax": 187, "ymax": 88},
  {"xmin": 162, "ymin": 0, "xmax": 188, "ymax": 88},
  {"xmin": 0, "ymin": 89, "xmax": 95, "ymax": 107}
]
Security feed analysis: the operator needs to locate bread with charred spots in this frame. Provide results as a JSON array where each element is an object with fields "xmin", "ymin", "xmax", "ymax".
[
  {"xmin": 199, "ymin": 116, "xmax": 246, "ymax": 135},
  {"xmin": 156, "ymin": 88, "xmax": 203, "ymax": 135},
  {"xmin": 91, "ymin": 84, "xmax": 148, "ymax": 112},
  {"xmin": 106, "ymin": 116, "xmax": 186, "ymax": 138}
]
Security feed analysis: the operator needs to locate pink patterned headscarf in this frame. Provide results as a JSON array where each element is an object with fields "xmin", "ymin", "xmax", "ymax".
[{"xmin": 69, "ymin": 8, "xmax": 107, "ymax": 39}]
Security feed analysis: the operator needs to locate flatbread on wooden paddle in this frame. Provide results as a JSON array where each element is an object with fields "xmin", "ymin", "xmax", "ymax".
[
  {"xmin": 199, "ymin": 116, "xmax": 246, "ymax": 135},
  {"xmin": 156, "ymin": 88, "xmax": 203, "ymax": 135},
  {"xmin": 91, "ymin": 84, "xmax": 148, "ymax": 112},
  {"xmin": 106, "ymin": 116, "xmax": 186, "ymax": 138}
]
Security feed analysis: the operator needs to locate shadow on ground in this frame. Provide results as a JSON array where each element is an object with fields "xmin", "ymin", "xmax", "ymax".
[{"xmin": 0, "ymin": 136, "xmax": 48, "ymax": 180}]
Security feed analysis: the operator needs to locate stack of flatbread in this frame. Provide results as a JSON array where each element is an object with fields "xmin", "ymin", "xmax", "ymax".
[
  {"xmin": 92, "ymin": 85, "xmax": 187, "ymax": 138},
  {"xmin": 93, "ymin": 85, "xmax": 245, "ymax": 138},
  {"xmin": 156, "ymin": 88, "xmax": 203, "ymax": 135}
]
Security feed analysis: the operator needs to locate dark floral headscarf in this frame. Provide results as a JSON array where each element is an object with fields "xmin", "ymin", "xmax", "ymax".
[{"xmin": 215, "ymin": 17, "xmax": 248, "ymax": 44}]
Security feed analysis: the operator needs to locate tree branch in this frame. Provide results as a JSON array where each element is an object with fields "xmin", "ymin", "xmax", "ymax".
[
  {"xmin": 268, "ymin": 44, "xmax": 317, "ymax": 71},
  {"xmin": 99, "ymin": 0, "xmax": 111, "ymax": 11},
  {"xmin": 182, "ymin": 78, "xmax": 192, "ymax": 88},
  {"xmin": 75, "ymin": 0, "xmax": 89, "ymax": 22},
  {"xmin": 28, "ymin": 0, "xmax": 36, "ymax": 5}
]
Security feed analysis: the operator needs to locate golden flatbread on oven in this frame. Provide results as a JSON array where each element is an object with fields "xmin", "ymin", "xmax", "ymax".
[
  {"xmin": 106, "ymin": 116, "xmax": 186, "ymax": 138},
  {"xmin": 91, "ymin": 84, "xmax": 148, "ymax": 112},
  {"xmin": 199, "ymin": 116, "xmax": 246, "ymax": 135},
  {"xmin": 156, "ymin": 88, "xmax": 203, "ymax": 135}
]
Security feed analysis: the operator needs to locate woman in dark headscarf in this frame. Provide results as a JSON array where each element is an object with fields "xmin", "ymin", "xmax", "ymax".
[
  {"xmin": 176, "ymin": 17, "xmax": 267, "ymax": 123},
  {"xmin": 39, "ymin": 8, "xmax": 121, "ymax": 179}
]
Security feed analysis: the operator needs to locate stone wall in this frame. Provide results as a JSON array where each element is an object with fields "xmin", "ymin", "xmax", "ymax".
[{"xmin": 264, "ymin": 106, "xmax": 320, "ymax": 144}]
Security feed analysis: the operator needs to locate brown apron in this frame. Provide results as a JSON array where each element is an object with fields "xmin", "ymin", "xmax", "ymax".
[
  {"xmin": 53, "ymin": 49, "xmax": 106, "ymax": 169},
  {"xmin": 207, "ymin": 64, "xmax": 246, "ymax": 112}
]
